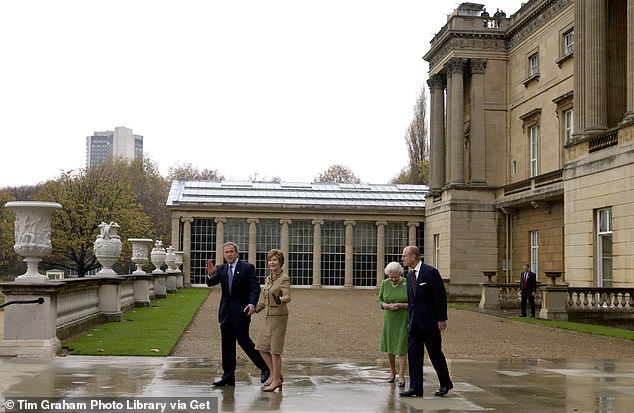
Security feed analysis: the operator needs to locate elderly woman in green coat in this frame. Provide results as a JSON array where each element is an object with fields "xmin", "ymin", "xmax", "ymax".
[{"xmin": 377, "ymin": 261, "xmax": 409, "ymax": 387}]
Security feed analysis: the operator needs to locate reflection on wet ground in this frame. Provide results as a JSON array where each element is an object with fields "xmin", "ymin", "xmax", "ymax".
[{"xmin": 1, "ymin": 356, "xmax": 634, "ymax": 412}]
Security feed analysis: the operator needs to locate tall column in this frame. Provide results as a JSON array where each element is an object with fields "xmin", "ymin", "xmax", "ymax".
[
  {"xmin": 214, "ymin": 218, "xmax": 226, "ymax": 265},
  {"xmin": 280, "ymin": 219, "xmax": 292, "ymax": 273},
  {"xmin": 171, "ymin": 215, "xmax": 180, "ymax": 251},
  {"xmin": 181, "ymin": 217, "xmax": 193, "ymax": 287},
  {"xmin": 572, "ymin": 0, "xmax": 586, "ymax": 139},
  {"xmin": 407, "ymin": 222, "xmax": 419, "ymax": 247},
  {"xmin": 445, "ymin": 69, "xmax": 453, "ymax": 184},
  {"xmin": 247, "ymin": 218, "xmax": 258, "ymax": 265},
  {"xmin": 428, "ymin": 74, "xmax": 447, "ymax": 190},
  {"xmin": 312, "ymin": 220, "xmax": 323, "ymax": 287},
  {"xmin": 624, "ymin": 0, "xmax": 634, "ymax": 122},
  {"xmin": 448, "ymin": 58, "xmax": 466, "ymax": 184},
  {"xmin": 376, "ymin": 221, "xmax": 387, "ymax": 287},
  {"xmin": 344, "ymin": 220, "xmax": 355, "ymax": 288},
  {"xmin": 583, "ymin": 0, "xmax": 608, "ymax": 134},
  {"xmin": 470, "ymin": 58, "xmax": 487, "ymax": 184}
]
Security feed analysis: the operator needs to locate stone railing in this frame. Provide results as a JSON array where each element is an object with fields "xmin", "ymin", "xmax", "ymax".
[
  {"xmin": 0, "ymin": 271, "xmax": 182, "ymax": 358},
  {"xmin": 479, "ymin": 273, "xmax": 634, "ymax": 327}
]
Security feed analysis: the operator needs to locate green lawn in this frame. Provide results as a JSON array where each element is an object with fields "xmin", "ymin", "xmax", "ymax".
[
  {"xmin": 513, "ymin": 316, "xmax": 634, "ymax": 341},
  {"xmin": 62, "ymin": 288, "xmax": 209, "ymax": 356}
]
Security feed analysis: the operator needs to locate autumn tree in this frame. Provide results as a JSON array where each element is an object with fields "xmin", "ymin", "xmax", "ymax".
[
  {"xmin": 395, "ymin": 88, "xmax": 430, "ymax": 185},
  {"xmin": 314, "ymin": 164, "xmax": 361, "ymax": 184},
  {"xmin": 0, "ymin": 189, "xmax": 20, "ymax": 278},
  {"xmin": 167, "ymin": 162, "xmax": 224, "ymax": 181},
  {"xmin": 128, "ymin": 157, "xmax": 171, "ymax": 243},
  {"xmin": 35, "ymin": 163, "xmax": 154, "ymax": 276}
]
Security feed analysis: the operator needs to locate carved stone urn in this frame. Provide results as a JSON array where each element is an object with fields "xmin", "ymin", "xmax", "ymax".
[
  {"xmin": 128, "ymin": 238, "xmax": 153, "ymax": 275},
  {"xmin": 5, "ymin": 201, "xmax": 62, "ymax": 281},
  {"xmin": 165, "ymin": 245, "xmax": 178, "ymax": 273},
  {"xmin": 150, "ymin": 240, "xmax": 166, "ymax": 274},
  {"xmin": 94, "ymin": 222, "xmax": 122, "ymax": 276}
]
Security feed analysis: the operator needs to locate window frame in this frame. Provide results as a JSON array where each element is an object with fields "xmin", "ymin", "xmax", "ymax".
[
  {"xmin": 530, "ymin": 230, "xmax": 539, "ymax": 280},
  {"xmin": 596, "ymin": 208, "xmax": 613, "ymax": 287}
]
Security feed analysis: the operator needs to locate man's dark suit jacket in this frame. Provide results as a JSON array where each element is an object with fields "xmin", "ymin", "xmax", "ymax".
[
  {"xmin": 407, "ymin": 263, "xmax": 448, "ymax": 331},
  {"xmin": 206, "ymin": 260, "xmax": 260, "ymax": 325},
  {"xmin": 519, "ymin": 270, "xmax": 537, "ymax": 296}
]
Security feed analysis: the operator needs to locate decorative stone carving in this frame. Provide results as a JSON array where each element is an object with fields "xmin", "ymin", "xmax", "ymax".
[
  {"xmin": 165, "ymin": 245, "xmax": 178, "ymax": 273},
  {"xmin": 5, "ymin": 201, "xmax": 62, "ymax": 281},
  {"xmin": 150, "ymin": 240, "xmax": 166, "ymax": 274},
  {"xmin": 94, "ymin": 222, "xmax": 122, "ymax": 276},
  {"xmin": 128, "ymin": 238, "xmax": 153, "ymax": 275}
]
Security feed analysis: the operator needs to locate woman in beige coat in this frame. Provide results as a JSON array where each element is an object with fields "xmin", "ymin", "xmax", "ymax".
[{"xmin": 255, "ymin": 249, "xmax": 291, "ymax": 392}]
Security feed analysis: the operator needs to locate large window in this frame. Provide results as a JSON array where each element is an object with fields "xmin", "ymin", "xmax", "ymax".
[
  {"xmin": 385, "ymin": 223, "xmax": 408, "ymax": 266},
  {"xmin": 564, "ymin": 29, "xmax": 574, "ymax": 55},
  {"xmin": 530, "ymin": 230, "xmax": 539, "ymax": 280},
  {"xmin": 530, "ymin": 125, "xmax": 538, "ymax": 177},
  {"xmin": 289, "ymin": 220, "xmax": 313, "ymax": 286},
  {"xmin": 255, "ymin": 219, "xmax": 280, "ymax": 283},
  {"xmin": 353, "ymin": 221, "xmax": 377, "ymax": 287},
  {"xmin": 529, "ymin": 53, "xmax": 539, "ymax": 76},
  {"xmin": 321, "ymin": 221, "xmax": 345, "ymax": 286},
  {"xmin": 190, "ymin": 218, "xmax": 216, "ymax": 285},
  {"xmin": 564, "ymin": 109, "xmax": 573, "ymax": 143},
  {"xmin": 434, "ymin": 234, "xmax": 440, "ymax": 268},
  {"xmin": 597, "ymin": 208, "xmax": 613, "ymax": 287}
]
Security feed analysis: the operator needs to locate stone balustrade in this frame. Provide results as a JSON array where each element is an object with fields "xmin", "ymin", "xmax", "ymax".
[{"xmin": 0, "ymin": 271, "xmax": 180, "ymax": 358}]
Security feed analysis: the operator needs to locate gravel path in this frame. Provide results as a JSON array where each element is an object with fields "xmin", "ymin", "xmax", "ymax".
[{"xmin": 171, "ymin": 287, "xmax": 634, "ymax": 361}]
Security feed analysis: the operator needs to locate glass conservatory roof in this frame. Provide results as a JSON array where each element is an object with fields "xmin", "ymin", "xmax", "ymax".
[{"xmin": 167, "ymin": 181, "xmax": 427, "ymax": 209}]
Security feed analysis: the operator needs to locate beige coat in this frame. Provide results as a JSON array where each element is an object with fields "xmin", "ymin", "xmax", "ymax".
[{"xmin": 255, "ymin": 273, "xmax": 291, "ymax": 315}]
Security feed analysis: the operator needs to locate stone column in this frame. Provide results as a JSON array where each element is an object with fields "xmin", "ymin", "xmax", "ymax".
[
  {"xmin": 428, "ymin": 74, "xmax": 447, "ymax": 190},
  {"xmin": 280, "ymin": 219, "xmax": 292, "ymax": 273},
  {"xmin": 572, "ymin": 0, "xmax": 586, "ymax": 140},
  {"xmin": 247, "ymin": 218, "xmax": 258, "ymax": 265},
  {"xmin": 214, "ymin": 218, "xmax": 226, "ymax": 265},
  {"xmin": 625, "ymin": 0, "xmax": 634, "ymax": 122},
  {"xmin": 376, "ymin": 221, "xmax": 387, "ymax": 287},
  {"xmin": 312, "ymin": 220, "xmax": 323, "ymax": 287},
  {"xmin": 448, "ymin": 58, "xmax": 466, "ymax": 184},
  {"xmin": 407, "ymin": 222, "xmax": 419, "ymax": 247},
  {"xmin": 583, "ymin": 0, "xmax": 608, "ymax": 134},
  {"xmin": 170, "ymin": 215, "xmax": 180, "ymax": 251},
  {"xmin": 470, "ymin": 58, "xmax": 487, "ymax": 184},
  {"xmin": 181, "ymin": 217, "xmax": 193, "ymax": 287},
  {"xmin": 344, "ymin": 220, "xmax": 355, "ymax": 288},
  {"xmin": 445, "ymin": 69, "xmax": 453, "ymax": 184}
]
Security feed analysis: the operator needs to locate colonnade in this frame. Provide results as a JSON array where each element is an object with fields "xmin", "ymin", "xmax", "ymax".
[
  {"xmin": 427, "ymin": 57, "xmax": 489, "ymax": 191},
  {"xmin": 176, "ymin": 217, "xmax": 421, "ymax": 288}
]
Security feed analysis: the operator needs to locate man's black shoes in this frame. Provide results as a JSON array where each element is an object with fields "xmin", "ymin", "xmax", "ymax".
[
  {"xmin": 434, "ymin": 384, "xmax": 453, "ymax": 396},
  {"xmin": 399, "ymin": 388, "xmax": 423, "ymax": 397},
  {"xmin": 260, "ymin": 368, "xmax": 271, "ymax": 384},
  {"xmin": 212, "ymin": 377, "xmax": 235, "ymax": 387}
]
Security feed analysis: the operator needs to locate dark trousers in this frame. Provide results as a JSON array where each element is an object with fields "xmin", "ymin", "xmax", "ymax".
[
  {"xmin": 407, "ymin": 323, "xmax": 452, "ymax": 392},
  {"xmin": 521, "ymin": 292, "xmax": 535, "ymax": 317},
  {"xmin": 220, "ymin": 314, "xmax": 267, "ymax": 379}
]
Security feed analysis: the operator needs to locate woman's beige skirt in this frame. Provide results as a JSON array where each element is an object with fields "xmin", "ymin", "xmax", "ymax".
[{"xmin": 255, "ymin": 314, "xmax": 288, "ymax": 354}]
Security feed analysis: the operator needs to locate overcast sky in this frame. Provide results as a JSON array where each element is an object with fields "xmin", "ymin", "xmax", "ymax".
[{"xmin": 0, "ymin": 0, "xmax": 525, "ymax": 188}]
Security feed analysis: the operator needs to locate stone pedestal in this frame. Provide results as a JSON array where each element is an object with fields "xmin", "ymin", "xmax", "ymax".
[{"xmin": 539, "ymin": 284, "xmax": 569, "ymax": 321}]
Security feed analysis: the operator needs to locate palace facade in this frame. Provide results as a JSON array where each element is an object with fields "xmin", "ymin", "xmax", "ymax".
[{"xmin": 424, "ymin": 0, "xmax": 634, "ymax": 301}]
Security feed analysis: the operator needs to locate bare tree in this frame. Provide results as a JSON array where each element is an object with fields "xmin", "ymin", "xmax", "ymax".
[
  {"xmin": 401, "ymin": 88, "xmax": 430, "ymax": 185},
  {"xmin": 167, "ymin": 162, "xmax": 224, "ymax": 181},
  {"xmin": 314, "ymin": 164, "xmax": 361, "ymax": 184}
]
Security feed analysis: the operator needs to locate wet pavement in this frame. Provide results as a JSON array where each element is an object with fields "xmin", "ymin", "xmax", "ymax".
[{"xmin": 1, "ymin": 356, "xmax": 633, "ymax": 412}]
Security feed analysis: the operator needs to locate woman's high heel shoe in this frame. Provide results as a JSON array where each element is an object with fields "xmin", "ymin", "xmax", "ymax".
[{"xmin": 262, "ymin": 381, "xmax": 283, "ymax": 392}]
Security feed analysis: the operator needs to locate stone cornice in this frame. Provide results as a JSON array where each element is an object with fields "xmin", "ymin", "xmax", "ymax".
[{"xmin": 506, "ymin": 0, "xmax": 572, "ymax": 49}]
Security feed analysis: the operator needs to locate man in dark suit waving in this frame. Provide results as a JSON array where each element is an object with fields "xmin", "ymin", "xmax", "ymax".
[
  {"xmin": 399, "ymin": 245, "xmax": 453, "ymax": 398},
  {"xmin": 206, "ymin": 241, "xmax": 269, "ymax": 386},
  {"xmin": 519, "ymin": 263, "xmax": 537, "ymax": 317}
]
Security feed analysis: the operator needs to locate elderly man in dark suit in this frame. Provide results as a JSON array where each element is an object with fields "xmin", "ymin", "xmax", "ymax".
[
  {"xmin": 206, "ymin": 242, "xmax": 270, "ymax": 386},
  {"xmin": 519, "ymin": 263, "xmax": 537, "ymax": 317},
  {"xmin": 399, "ymin": 245, "xmax": 453, "ymax": 398}
]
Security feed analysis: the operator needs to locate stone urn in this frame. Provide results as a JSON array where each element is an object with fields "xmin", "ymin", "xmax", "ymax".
[
  {"xmin": 150, "ymin": 240, "xmax": 166, "ymax": 274},
  {"xmin": 165, "ymin": 245, "xmax": 178, "ymax": 273},
  {"xmin": 5, "ymin": 201, "xmax": 62, "ymax": 281},
  {"xmin": 94, "ymin": 222, "xmax": 122, "ymax": 276},
  {"xmin": 128, "ymin": 238, "xmax": 153, "ymax": 275},
  {"xmin": 175, "ymin": 251, "xmax": 184, "ymax": 271}
]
